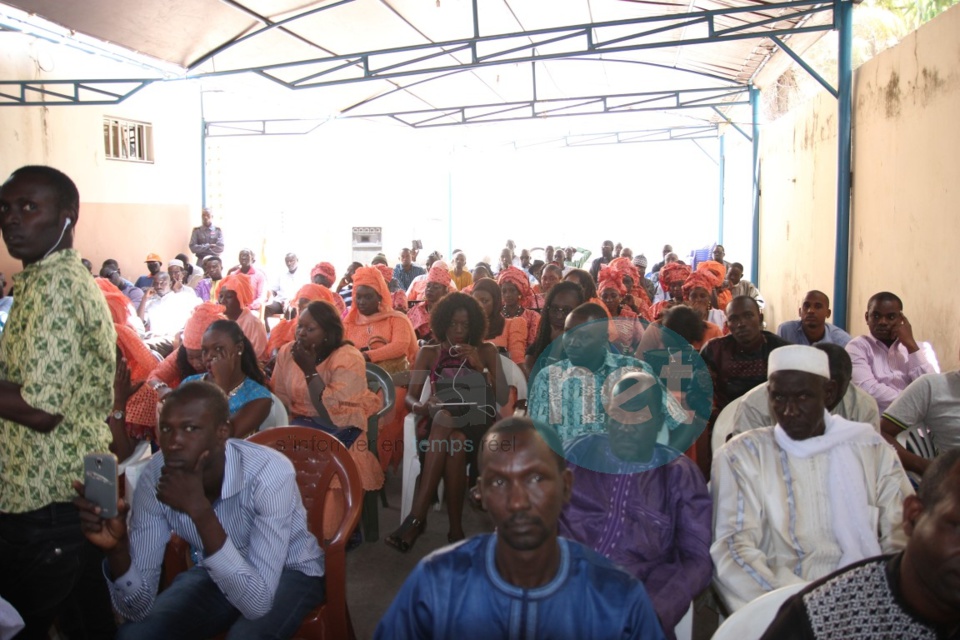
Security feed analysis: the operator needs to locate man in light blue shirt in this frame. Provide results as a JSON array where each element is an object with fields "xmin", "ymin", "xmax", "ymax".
[
  {"xmin": 75, "ymin": 381, "xmax": 325, "ymax": 639},
  {"xmin": 777, "ymin": 290, "xmax": 852, "ymax": 347}
]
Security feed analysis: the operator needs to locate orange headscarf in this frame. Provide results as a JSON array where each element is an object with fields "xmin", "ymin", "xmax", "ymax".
[
  {"xmin": 219, "ymin": 273, "xmax": 254, "ymax": 309},
  {"xmin": 310, "ymin": 262, "xmax": 336, "ymax": 284},
  {"xmin": 695, "ymin": 260, "xmax": 726, "ymax": 288},
  {"xmin": 182, "ymin": 302, "xmax": 227, "ymax": 350},
  {"xmin": 94, "ymin": 278, "xmax": 157, "ymax": 381},
  {"xmin": 267, "ymin": 285, "xmax": 337, "ymax": 354},
  {"xmin": 659, "ymin": 263, "xmax": 692, "ymax": 290},
  {"xmin": 374, "ymin": 264, "xmax": 395, "ymax": 286},
  {"xmin": 682, "ymin": 271, "xmax": 716, "ymax": 296},
  {"xmin": 351, "ymin": 267, "xmax": 391, "ymax": 310},
  {"xmin": 597, "ymin": 266, "xmax": 626, "ymax": 296},
  {"xmin": 426, "ymin": 261, "xmax": 453, "ymax": 287},
  {"xmin": 496, "ymin": 266, "xmax": 534, "ymax": 307},
  {"xmin": 608, "ymin": 257, "xmax": 641, "ymax": 287}
]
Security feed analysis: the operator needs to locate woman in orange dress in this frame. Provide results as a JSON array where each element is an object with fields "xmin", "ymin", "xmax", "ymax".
[
  {"xmin": 374, "ymin": 263, "xmax": 409, "ymax": 313},
  {"xmin": 343, "ymin": 267, "xmax": 418, "ymax": 374},
  {"xmin": 218, "ymin": 273, "xmax": 268, "ymax": 361},
  {"xmin": 271, "ymin": 301, "xmax": 384, "ymax": 494},
  {"xmin": 649, "ymin": 262, "xmax": 692, "ymax": 321},
  {"xmin": 265, "ymin": 283, "xmax": 339, "ymax": 362},
  {"xmin": 681, "ymin": 272, "xmax": 725, "ymax": 349},
  {"xmin": 496, "ymin": 266, "xmax": 540, "ymax": 348}
]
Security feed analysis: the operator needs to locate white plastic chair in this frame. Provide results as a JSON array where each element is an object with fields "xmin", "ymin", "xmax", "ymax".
[
  {"xmin": 119, "ymin": 440, "xmax": 154, "ymax": 510},
  {"xmin": 896, "ymin": 424, "xmax": 938, "ymax": 459},
  {"xmin": 711, "ymin": 397, "xmax": 742, "ymax": 454},
  {"xmin": 499, "ymin": 354, "xmax": 528, "ymax": 405},
  {"xmin": 257, "ymin": 392, "xmax": 289, "ymax": 432},
  {"xmin": 712, "ymin": 583, "xmax": 806, "ymax": 640}
]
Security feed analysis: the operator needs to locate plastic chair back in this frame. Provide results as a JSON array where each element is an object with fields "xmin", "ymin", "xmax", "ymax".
[
  {"xmin": 248, "ymin": 427, "xmax": 363, "ymax": 640},
  {"xmin": 897, "ymin": 424, "xmax": 938, "ymax": 459},
  {"xmin": 711, "ymin": 397, "xmax": 742, "ymax": 454},
  {"xmin": 712, "ymin": 583, "xmax": 806, "ymax": 640},
  {"xmin": 257, "ymin": 392, "xmax": 289, "ymax": 432}
]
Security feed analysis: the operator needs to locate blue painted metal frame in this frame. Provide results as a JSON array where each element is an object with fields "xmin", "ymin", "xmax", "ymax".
[
  {"xmin": 834, "ymin": 0, "xmax": 853, "ymax": 330},
  {"xmin": 750, "ymin": 84, "xmax": 761, "ymax": 285},
  {"xmin": 0, "ymin": 79, "xmax": 152, "ymax": 106},
  {"xmin": 188, "ymin": 0, "xmax": 837, "ymax": 89},
  {"xmin": 343, "ymin": 86, "xmax": 749, "ymax": 128},
  {"xmin": 718, "ymin": 134, "xmax": 726, "ymax": 244}
]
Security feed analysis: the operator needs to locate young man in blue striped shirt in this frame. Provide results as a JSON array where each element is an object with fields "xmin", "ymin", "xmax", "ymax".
[{"xmin": 75, "ymin": 381, "xmax": 325, "ymax": 639}]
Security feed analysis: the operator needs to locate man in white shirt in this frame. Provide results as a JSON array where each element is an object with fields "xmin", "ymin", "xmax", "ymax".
[
  {"xmin": 139, "ymin": 266, "xmax": 200, "ymax": 356},
  {"xmin": 712, "ymin": 345, "xmax": 913, "ymax": 612},
  {"xmin": 732, "ymin": 343, "xmax": 880, "ymax": 435},
  {"xmin": 264, "ymin": 252, "xmax": 309, "ymax": 326}
]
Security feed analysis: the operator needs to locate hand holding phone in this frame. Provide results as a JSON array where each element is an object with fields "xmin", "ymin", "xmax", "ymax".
[
  {"xmin": 72, "ymin": 479, "xmax": 128, "ymax": 551},
  {"xmin": 82, "ymin": 453, "xmax": 119, "ymax": 519}
]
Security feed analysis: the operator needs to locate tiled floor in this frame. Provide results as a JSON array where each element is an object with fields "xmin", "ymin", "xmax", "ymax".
[{"xmin": 346, "ymin": 470, "xmax": 720, "ymax": 640}]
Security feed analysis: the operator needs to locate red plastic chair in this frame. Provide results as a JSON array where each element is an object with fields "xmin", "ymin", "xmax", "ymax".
[{"xmin": 162, "ymin": 428, "xmax": 362, "ymax": 639}]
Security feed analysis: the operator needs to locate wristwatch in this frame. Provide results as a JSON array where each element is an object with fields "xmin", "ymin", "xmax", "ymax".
[{"xmin": 111, "ymin": 409, "xmax": 125, "ymax": 421}]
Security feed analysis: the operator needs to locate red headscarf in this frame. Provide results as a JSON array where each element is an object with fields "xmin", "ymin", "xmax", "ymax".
[
  {"xmin": 94, "ymin": 278, "xmax": 157, "ymax": 381},
  {"xmin": 426, "ymin": 261, "xmax": 452, "ymax": 287},
  {"xmin": 682, "ymin": 271, "xmax": 716, "ymax": 296},
  {"xmin": 597, "ymin": 266, "xmax": 626, "ymax": 296},
  {"xmin": 182, "ymin": 303, "xmax": 227, "ymax": 350},
  {"xmin": 496, "ymin": 266, "xmax": 534, "ymax": 307},
  {"xmin": 311, "ymin": 262, "xmax": 336, "ymax": 284},
  {"xmin": 608, "ymin": 257, "xmax": 641, "ymax": 287},
  {"xmin": 659, "ymin": 263, "xmax": 692, "ymax": 290},
  {"xmin": 219, "ymin": 273, "xmax": 254, "ymax": 309}
]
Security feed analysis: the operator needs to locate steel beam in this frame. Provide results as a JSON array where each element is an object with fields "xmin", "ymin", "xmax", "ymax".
[
  {"xmin": 344, "ymin": 86, "xmax": 748, "ymax": 128},
  {"xmin": 204, "ymin": 118, "xmax": 329, "ymax": 137},
  {"xmin": 750, "ymin": 84, "xmax": 761, "ymax": 285},
  {"xmin": 188, "ymin": 0, "xmax": 836, "ymax": 89},
  {"xmin": 0, "ymin": 79, "xmax": 152, "ymax": 106}
]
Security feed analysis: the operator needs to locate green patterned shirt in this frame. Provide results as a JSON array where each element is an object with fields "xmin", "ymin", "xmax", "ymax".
[{"xmin": 0, "ymin": 248, "xmax": 116, "ymax": 512}]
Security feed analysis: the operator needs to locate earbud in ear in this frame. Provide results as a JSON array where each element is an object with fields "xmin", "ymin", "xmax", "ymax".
[{"xmin": 63, "ymin": 218, "xmax": 72, "ymax": 231}]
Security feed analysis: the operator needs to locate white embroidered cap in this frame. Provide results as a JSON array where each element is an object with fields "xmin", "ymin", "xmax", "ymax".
[{"xmin": 768, "ymin": 345, "xmax": 830, "ymax": 379}]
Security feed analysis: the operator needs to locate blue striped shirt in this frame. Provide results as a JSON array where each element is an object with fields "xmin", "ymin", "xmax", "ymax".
[{"xmin": 107, "ymin": 439, "xmax": 324, "ymax": 621}]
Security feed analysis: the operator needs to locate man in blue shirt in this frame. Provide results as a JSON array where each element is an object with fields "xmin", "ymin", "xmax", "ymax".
[
  {"xmin": 376, "ymin": 416, "xmax": 665, "ymax": 640},
  {"xmin": 74, "ymin": 381, "xmax": 325, "ymax": 639},
  {"xmin": 393, "ymin": 247, "xmax": 425, "ymax": 291},
  {"xmin": 777, "ymin": 290, "xmax": 853, "ymax": 347}
]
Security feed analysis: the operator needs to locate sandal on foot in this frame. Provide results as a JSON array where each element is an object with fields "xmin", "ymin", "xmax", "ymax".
[{"xmin": 385, "ymin": 515, "xmax": 425, "ymax": 553}]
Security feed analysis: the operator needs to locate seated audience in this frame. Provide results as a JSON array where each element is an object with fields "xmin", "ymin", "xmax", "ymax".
[
  {"xmin": 376, "ymin": 417, "xmax": 665, "ymax": 640},
  {"xmin": 393, "ymin": 247, "xmax": 426, "ymax": 292},
  {"xmin": 529, "ymin": 303, "xmax": 655, "ymax": 442},
  {"xmin": 471, "ymin": 277, "xmax": 526, "ymax": 366},
  {"xmin": 497, "ymin": 266, "xmax": 540, "ymax": 348},
  {"xmin": 880, "ymin": 357, "xmax": 960, "ymax": 475},
  {"xmin": 725, "ymin": 262, "xmax": 764, "ymax": 308},
  {"xmin": 310, "ymin": 261, "xmax": 347, "ymax": 316},
  {"xmin": 846, "ymin": 291, "xmax": 939, "ymax": 413},
  {"xmin": 598, "ymin": 267, "xmax": 644, "ymax": 354},
  {"xmin": 700, "ymin": 296, "xmax": 790, "ymax": 428},
  {"xmin": 535, "ymin": 263, "xmax": 562, "ymax": 309},
  {"xmin": 680, "ymin": 272, "xmax": 724, "ymax": 346},
  {"xmin": 733, "ymin": 343, "xmax": 880, "ymax": 435},
  {"xmin": 760, "ymin": 449, "xmax": 960, "ymax": 640},
  {"xmin": 385, "ymin": 293, "xmax": 507, "ymax": 552},
  {"xmin": 218, "ymin": 273, "xmax": 268, "ymax": 361},
  {"xmin": 226, "ymin": 248, "xmax": 267, "ymax": 311},
  {"xmin": 336, "ymin": 261, "xmax": 363, "ymax": 310},
  {"xmin": 777, "ymin": 290, "xmax": 852, "ymax": 347},
  {"xmin": 101, "ymin": 263, "xmax": 143, "ymax": 307},
  {"xmin": 138, "ymin": 270, "xmax": 200, "ymax": 355},
  {"xmin": 263, "ymin": 252, "xmax": 309, "ymax": 325},
  {"xmin": 265, "ymin": 283, "xmax": 339, "ymax": 362},
  {"xmin": 194, "ymin": 255, "xmax": 224, "ymax": 303},
  {"xmin": 175, "ymin": 253, "xmax": 204, "ymax": 289},
  {"xmin": 146, "ymin": 303, "xmax": 226, "ymax": 399},
  {"xmin": 407, "ymin": 263, "xmax": 451, "ymax": 342},
  {"xmin": 182, "ymin": 319, "xmax": 272, "ymax": 438},
  {"xmin": 650, "ymin": 262, "xmax": 690, "ymax": 319},
  {"xmin": 524, "ymin": 281, "xmax": 586, "ymax": 375},
  {"xmin": 271, "ymin": 301, "xmax": 384, "ymax": 493},
  {"xmin": 695, "ymin": 260, "xmax": 731, "ymax": 312},
  {"xmin": 342, "ymin": 266, "xmax": 418, "ymax": 374},
  {"xmin": 74, "ymin": 382, "xmax": 325, "ymax": 639},
  {"xmin": 559, "ymin": 372, "xmax": 712, "ymax": 638},
  {"xmin": 712, "ymin": 345, "xmax": 913, "ymax": 612},
  {"xmin": 374, "ymin": 262, "xmax": 409, "ymax": 313},
  {"xmin": 135, "ymin": 252, "xmax": 163, "ymax": 289},
  {"xmin": 406, "ymin": 254, "xmax": 442, "ymax": 302},
  {"xmin": 589, "ymin": 239, "xmax": 615, "ymax": 282},
  {"xmin": 449, "ymin": 251, "xmax": 472, "ymax": 291}
]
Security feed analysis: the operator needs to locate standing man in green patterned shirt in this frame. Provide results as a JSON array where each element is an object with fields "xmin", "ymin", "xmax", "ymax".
[{"xmin": 0, "ymin": 166, "xmax": 118, "ymax": 639}]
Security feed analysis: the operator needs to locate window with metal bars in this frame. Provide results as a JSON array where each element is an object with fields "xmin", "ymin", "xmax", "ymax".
[{"xmin": 103, "ymin": 117, "xmax": 154, "ymax": 162}]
